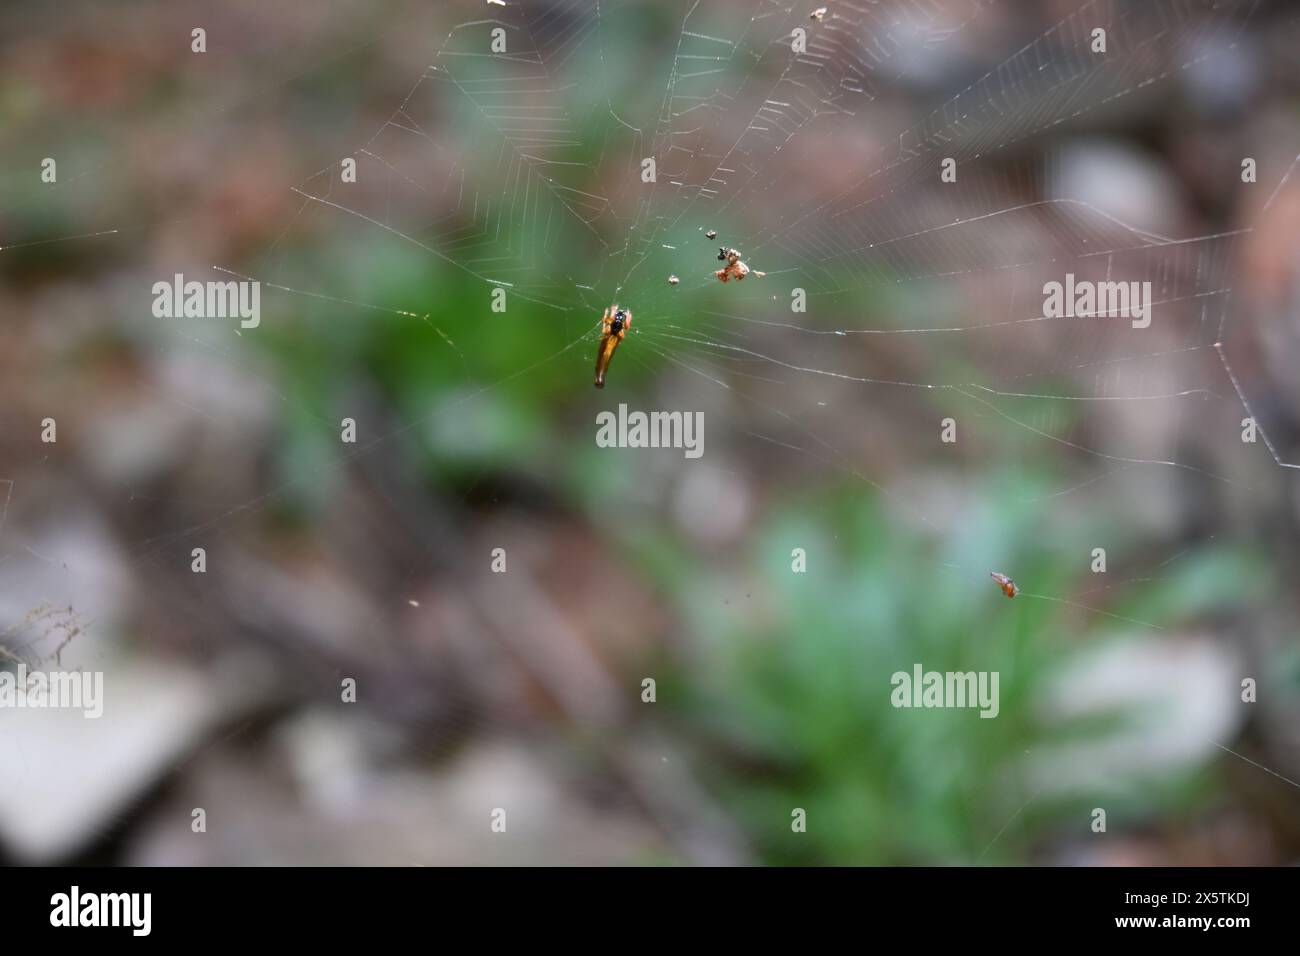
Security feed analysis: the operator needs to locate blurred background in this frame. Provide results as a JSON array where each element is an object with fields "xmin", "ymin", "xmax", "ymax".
[{"xmin": 1, "ymin": 0, "xmax": 1299, "ymax": 865}]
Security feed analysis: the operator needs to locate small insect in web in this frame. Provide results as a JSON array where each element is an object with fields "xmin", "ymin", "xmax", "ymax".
[
  {"xmin": 989, "ymin": 571, "xmax": 1018, "ymax": 598},
  {"xmin": 705, "ymin": 229, "xmax": 717, "ymax": 240},
  {"xmin": 594, "ymin": 305, "xmax": 631, "ymax": 388},
  {"xmin": 715, "ymin": 247, "xmax": 765, "ymax": 283}
]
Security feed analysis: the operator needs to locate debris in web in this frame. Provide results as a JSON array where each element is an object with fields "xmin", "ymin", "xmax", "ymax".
[
  {"xmin": 715, "ymin": 247, "xmax": 764, "ymax": 283},
  {"xmin": 990, "ymin": 572, "xmax": 1019, "ymax": 599},
  {"xmin": 1, "ymin": 603, "xmax": 88, "ymax": 668}
]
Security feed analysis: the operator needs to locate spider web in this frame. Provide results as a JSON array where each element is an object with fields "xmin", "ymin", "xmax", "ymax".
[
  {"xmin": 210, "ymin": 0, "xmax": 1284, "ymax": 591},
  {"xmin": 0, "ymin": 0, "xmax": 1256, "ymax": 645},
  {"xmin": 2, "ymin": 0, "xmax": 1296, "ymax": 864}
]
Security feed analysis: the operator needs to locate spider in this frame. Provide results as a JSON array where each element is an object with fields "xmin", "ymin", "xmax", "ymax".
[
  {"xmin": 594, "ymin": 304, "xmax": 631, "ymax": 388},
  {"xmin": 989, "ymin": 571, "xmax": 1018, "ymax": 598}
]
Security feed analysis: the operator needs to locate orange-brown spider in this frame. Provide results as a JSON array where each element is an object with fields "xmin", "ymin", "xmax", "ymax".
[{"xmin": 594, "ymin": 304, "xmax": 631, "ymax": 388}]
